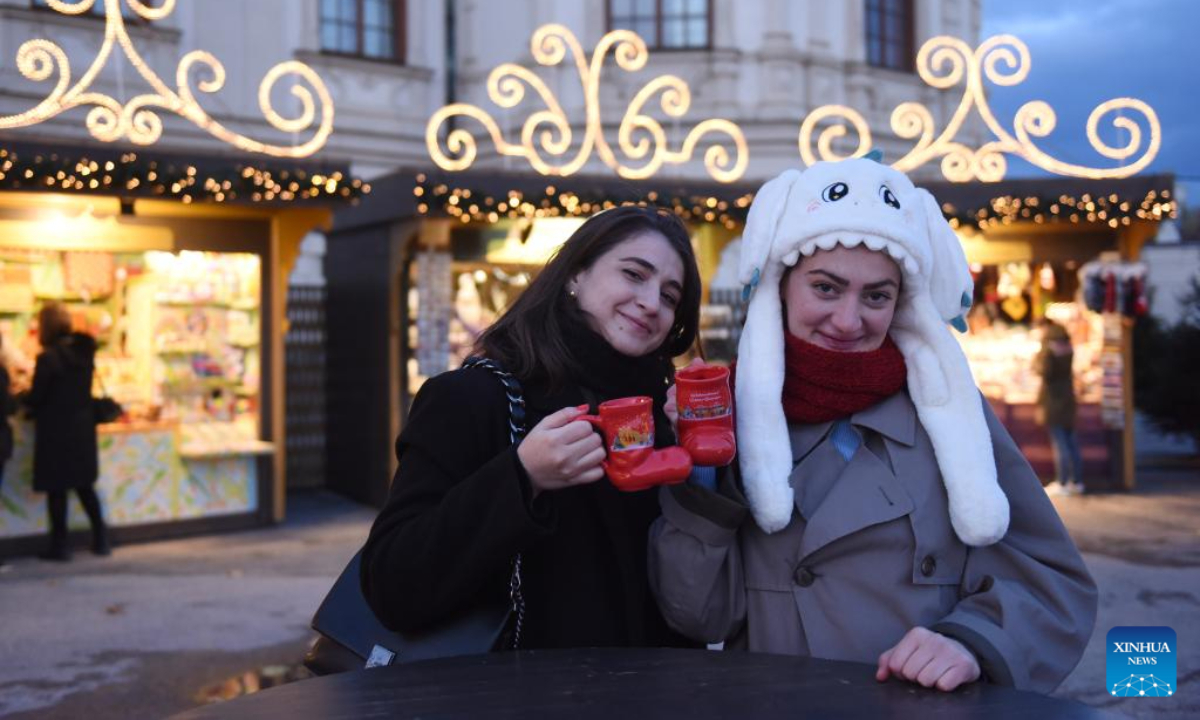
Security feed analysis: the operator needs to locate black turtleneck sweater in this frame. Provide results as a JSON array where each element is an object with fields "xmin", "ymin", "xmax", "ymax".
[{"xmin": 360, "ymin": 311, "xmax": 694, "ymax": 650}]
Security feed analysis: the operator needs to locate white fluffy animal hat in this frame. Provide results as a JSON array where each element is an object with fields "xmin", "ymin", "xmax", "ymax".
[{"xmin": 736, "ymin": 158, "xmax": 1009, "ymax": 546}]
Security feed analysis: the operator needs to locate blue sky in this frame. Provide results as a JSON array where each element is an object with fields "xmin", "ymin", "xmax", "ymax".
[{"xmin": 980, "ymin": 0, "xmax": 1200, "ymax": 208}]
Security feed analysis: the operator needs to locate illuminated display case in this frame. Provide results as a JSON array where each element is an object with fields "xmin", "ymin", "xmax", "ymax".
[{"xmin": 0, "ymin": 246, "xmax": 268, "ymax": 539}]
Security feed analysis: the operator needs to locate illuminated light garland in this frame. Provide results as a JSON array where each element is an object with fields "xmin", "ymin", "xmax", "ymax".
[
  {"xmin": 799, "ymin": 35, "xmax": 1161, "ymax": 183},
  {"xmin": 0, "ymin": 0, "xmax": 334, "ymax": 158},
  {"xmin": 426, "ymin": 24, "xmax": 747, "ymax": 183},
  {"xmin": 410, "ymin": 174, "xmax": 1172, "ymax": 231},
  {"xmin": 0, "ymin": 146, "xmax": 370, "ymax": 204}
]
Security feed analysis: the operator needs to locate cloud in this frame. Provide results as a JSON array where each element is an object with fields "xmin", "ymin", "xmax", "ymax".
[{"xmin": 979, "ymin": 0, "xmax": 1200, "ymax": 186}]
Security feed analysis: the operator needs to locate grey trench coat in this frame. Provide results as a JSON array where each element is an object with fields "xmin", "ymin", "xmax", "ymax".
[{"xmin": 649, "ymin": 390, "xmax": 1097, "ymax": 693}]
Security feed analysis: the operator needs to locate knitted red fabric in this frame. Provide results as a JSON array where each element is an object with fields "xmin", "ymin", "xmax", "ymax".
[{"xmin": 780, "ymin": 333, "xmax": 907, "ymax": 423}]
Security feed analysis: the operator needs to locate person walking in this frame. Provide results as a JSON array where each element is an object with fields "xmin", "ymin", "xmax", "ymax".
[{"xmin": 23, "ymin": 302, "xmax": 110, "ymax": 561}]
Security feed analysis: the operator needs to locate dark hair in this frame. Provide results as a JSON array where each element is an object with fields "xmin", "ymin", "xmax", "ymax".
[
  {"xmin": 476, "ymin": 205, "xmax": 701, "ymax": 387},
  {"xmin": 38, "ymin": 302, "xmax": 72, "ymax": 347}
]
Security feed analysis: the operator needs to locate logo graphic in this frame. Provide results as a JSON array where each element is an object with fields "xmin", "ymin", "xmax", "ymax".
[{"xmin": 1107, "ymin": 626, "xmax": 1176, "ymax": 697}]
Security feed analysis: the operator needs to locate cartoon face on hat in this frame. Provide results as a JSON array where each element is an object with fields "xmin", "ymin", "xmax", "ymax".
[
  {"xmin": 734, "ymin": 158, "xmax": 1008, "ymax": 546},
  {"xmin": 739, "ymin": 160, "xmax": 974, "ymax": 333}
]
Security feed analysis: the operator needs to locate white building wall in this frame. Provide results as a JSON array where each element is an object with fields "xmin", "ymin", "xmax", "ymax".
[{"xmin": 0, "ymin": 0, "xmax": 980, "ymax": 183}]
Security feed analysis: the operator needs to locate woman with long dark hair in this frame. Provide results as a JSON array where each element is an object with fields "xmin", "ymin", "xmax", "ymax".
[
  {"xmin": 24, "ymin": 302, "xmax": 110, "ymax": 561},
  {"xmin": 361, "ymin": 205, "xmax": 702, "ymax": 648}
]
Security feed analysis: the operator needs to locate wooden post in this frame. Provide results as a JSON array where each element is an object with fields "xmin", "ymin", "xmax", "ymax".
[{"xmin": 269, "ymin": 208, "xmax": 333, "ymax": 523}]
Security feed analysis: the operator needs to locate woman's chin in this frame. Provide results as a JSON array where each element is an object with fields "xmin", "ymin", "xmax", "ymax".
[
  {"xmin": 814, "ymin": 335, "xmax": 869, "ymax": 353},
  {"xmin": 607, "ymin": 333, "xmax": 658, "ymax": 358}
]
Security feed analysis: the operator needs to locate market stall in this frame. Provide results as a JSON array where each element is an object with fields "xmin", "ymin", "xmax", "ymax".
[
  {"xmin": 932, "ymin": 174, "xmax": 1172, "ymax": 491},
  {"xmin": 0, "ymin": 143, "xmax": 361, "ymax": 553}
]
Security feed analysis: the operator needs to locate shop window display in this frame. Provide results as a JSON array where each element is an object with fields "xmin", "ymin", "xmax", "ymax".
[
  {"xmin": 961, "ymin": 261, "xmax": 1101, "ymax": 406},
  {"xmin": 0, "ymin": 247, "xmax": 264, "ymax": 538}
]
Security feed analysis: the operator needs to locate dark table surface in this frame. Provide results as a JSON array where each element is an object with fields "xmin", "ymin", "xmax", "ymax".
[{"xmin": 172, "ymin": 647, "xmax": 1118, "ymax": 719}]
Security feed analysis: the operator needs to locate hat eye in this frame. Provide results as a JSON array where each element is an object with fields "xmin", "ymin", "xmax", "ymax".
[
  {"xmin": 879, "ymin": 185, "xmax": 901, "ymax": 209},
  {"xmin": 821, "ymin": 182, "xmax": 849, "ymax": 202}
]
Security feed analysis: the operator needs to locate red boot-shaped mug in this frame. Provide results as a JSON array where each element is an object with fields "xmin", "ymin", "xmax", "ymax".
[
  {"xmin": 675, "ymin": 364, "xmax": 736, "ymax": 466},
  {"xmin": 577, "ymin": 396, "xmax": 692, "ymax": 492}
]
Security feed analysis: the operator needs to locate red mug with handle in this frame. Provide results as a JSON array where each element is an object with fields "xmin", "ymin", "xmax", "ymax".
[
  {"xmin": 675, "ymin": 364, "xmax": 736, "ymax": 466},
  {"xmin": 576, "ymin": 396, "xmax": 692, "ymax": 492}
]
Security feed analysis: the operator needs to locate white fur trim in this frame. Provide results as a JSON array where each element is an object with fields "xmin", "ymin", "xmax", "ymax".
[{"xmin": 735, "ymin": 263, "xmax": 794, "ymax": 533}]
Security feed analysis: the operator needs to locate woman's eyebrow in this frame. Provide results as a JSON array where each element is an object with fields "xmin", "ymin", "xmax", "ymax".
[
  {"xmin": 806, "ymin": 269, "xmax": 897, "ymax": 290},
  {"xmin": 806, "ymin": 269, "xmax": 848, "ymax": 286},
  {"xmin": 622, "ymin": 256, "xmax": 682, "ymax": 292},
  {"xmin": 620, "ymin": 256, "xmax": 657, "ymax": 273}
]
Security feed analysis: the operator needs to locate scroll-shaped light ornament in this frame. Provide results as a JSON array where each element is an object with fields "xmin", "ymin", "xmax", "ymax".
[
  {"xmin": 426, "ymin": 24, "xmax": 747, "ymax": 183},
  {"xmin": 798, "ymin": 35, "xmax": 1160, "ymax": 182},
  {"xmin": 0, "ymin": 0, "xmax": 333, "ymax": 158}
]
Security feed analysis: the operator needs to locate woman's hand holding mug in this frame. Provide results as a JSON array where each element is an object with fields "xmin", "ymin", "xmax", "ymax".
[{"xmin": 517, "ymin": 407, "xmax": 606, "ymax": 497}]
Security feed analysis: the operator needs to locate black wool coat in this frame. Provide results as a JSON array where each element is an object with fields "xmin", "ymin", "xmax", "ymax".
[
  {"xmin": 360, "ymin": 365, "xmax": 695, "ymax": 650},
  {"xmin": 24, "ymin": 333, "xmax": 100, "ymax": 492}
]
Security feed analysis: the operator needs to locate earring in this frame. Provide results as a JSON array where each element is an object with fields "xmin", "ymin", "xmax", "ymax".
[{"xmin": 568, "ymin": 287, "xmax": 577, "ymax": 298}]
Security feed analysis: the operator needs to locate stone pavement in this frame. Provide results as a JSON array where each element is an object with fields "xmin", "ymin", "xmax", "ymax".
[
  {"xmin": 0, "ymin": 491, "xmax": 375, "ymax": 720},
  {"xmin": 1047, "ymin": 466, "xmax": 1200, "ymax": 720},
  {"xmin": 0, "ymin": 468, "xmax": 1197, "ymax": 719}
]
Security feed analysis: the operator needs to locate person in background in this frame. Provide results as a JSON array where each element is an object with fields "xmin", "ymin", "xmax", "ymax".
[
  {"xmin": 361, "ymin": 205, "xmax": 702, "ymax": 650},
  {"xmin": 1037, "ymin": 320, "xmax": 1084, "ymax": 496},
  {"xmin": 22, "ymin": 302, "xmax": 111, "ymax": 561},
  {"xmin": 650, "ymin": 160, "xmax": 1096, "ymax": 694}
]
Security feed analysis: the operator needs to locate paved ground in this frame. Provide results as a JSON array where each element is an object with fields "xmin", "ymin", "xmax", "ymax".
[
  {"xmin": 0, "ymin": 492, "xmax": 374, "ymax": 720},
  {"xmin": 1, "ymin": 468, "xmax": 1197, "ymax": 719}
]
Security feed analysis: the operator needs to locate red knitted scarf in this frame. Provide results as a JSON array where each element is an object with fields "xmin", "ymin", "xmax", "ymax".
[{"xmin": 781, "ymin": 333, "xmax": 907, "ymax": 423}]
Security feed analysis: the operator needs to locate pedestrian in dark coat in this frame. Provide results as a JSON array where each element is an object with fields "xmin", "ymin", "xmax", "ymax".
[
  {"xmin": 361, "ymin": 206, "xmax": 703, "ymax": 649},
  {"xmin": 1037, "ymin": 321, "xmax": 1083, "ymax": 495},
  {"xmin": 0, "ymin": 334, "xmax": 14, "ymax": 489},
  {"xmin": 651, "ymin": 161, "xmax": 1096, "ymax": 694},
  {"xmin": 0, "ymin": 336, "xmax": 11, "ymax": 569},
  {"xmin": 23, "ymin": 302, "xmax": 110, "ymax": 561}
]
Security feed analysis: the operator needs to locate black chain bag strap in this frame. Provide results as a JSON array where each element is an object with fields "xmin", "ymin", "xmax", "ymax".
[
  {"xmin": 304, "ymin": 357, "xmax": 528, "ymax": 674},
  {"xmin": 461, "ymin": 355, "xmax": 527, "ymax": 649}
]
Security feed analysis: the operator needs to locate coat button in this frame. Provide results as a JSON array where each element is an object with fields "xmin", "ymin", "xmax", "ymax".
[
  {"xmin": 920, "ymin": 555, "xmax": 937, "ymax": 577},
  {"xmin": 794, "ymin": 566, "xmax": 816, "ymax": 587}
]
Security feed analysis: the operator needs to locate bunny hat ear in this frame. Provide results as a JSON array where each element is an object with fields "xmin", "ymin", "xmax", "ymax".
[
  {"xmin": 887, "ymin": 189, "xmax": 1009, "ymax": 546},
  {"xmin": 735, "ymin": 169, "xmax": 802, "ymax": 533}
]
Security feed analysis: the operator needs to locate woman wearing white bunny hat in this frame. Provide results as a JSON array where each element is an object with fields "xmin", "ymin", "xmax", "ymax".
[{"xmin": 650, "ymin": 158, "xmax": 1096, "ymax": 693}]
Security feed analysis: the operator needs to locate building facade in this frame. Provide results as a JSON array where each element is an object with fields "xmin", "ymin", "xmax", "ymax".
[{"xmin": 2, "ymin": 0, "xmax": 981, "ymax": 179}]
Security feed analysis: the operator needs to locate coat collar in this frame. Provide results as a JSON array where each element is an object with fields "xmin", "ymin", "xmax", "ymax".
[
  {"xmin": 786, "ymin": 391, "xmax": 920, "ymax": 560},
  {"xmin": 786, "ymin": 390, "xmax": 916, "ymax": 464}
]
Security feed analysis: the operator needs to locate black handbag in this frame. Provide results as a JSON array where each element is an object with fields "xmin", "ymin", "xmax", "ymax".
[
  {"xmin": 92, "ymin": 370, "xmax": 124, "ymax": 424},
  {"xmin": 304, "ymin": 357, "xmax": 528, "ymax": 674}
]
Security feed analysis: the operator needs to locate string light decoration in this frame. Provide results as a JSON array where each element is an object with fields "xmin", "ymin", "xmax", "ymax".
[
  {"xmin": 412, "ymin": 173, "xmax": 753, "ymax": 229},
  {"xmin": 799, "ymin": 35, "xmax": 1161, "ymax": 183},
  {"xmin": 941, "ymin": 190, "xmax": 1175, "ymax": 231},
  {"xmin": 0, "ymin": 0, "xmax": 334, "ymax": 158},
  {"xmin": 426, "ymin": 24, "xmax": 747, "ymax": 183},
  {"xmin": 411, "ymin": 172, "xmax": 1172, "ymax": 232},
  {"xmin": 0, "ymin": 146, "xmax": 369, "ymax": 204}
]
